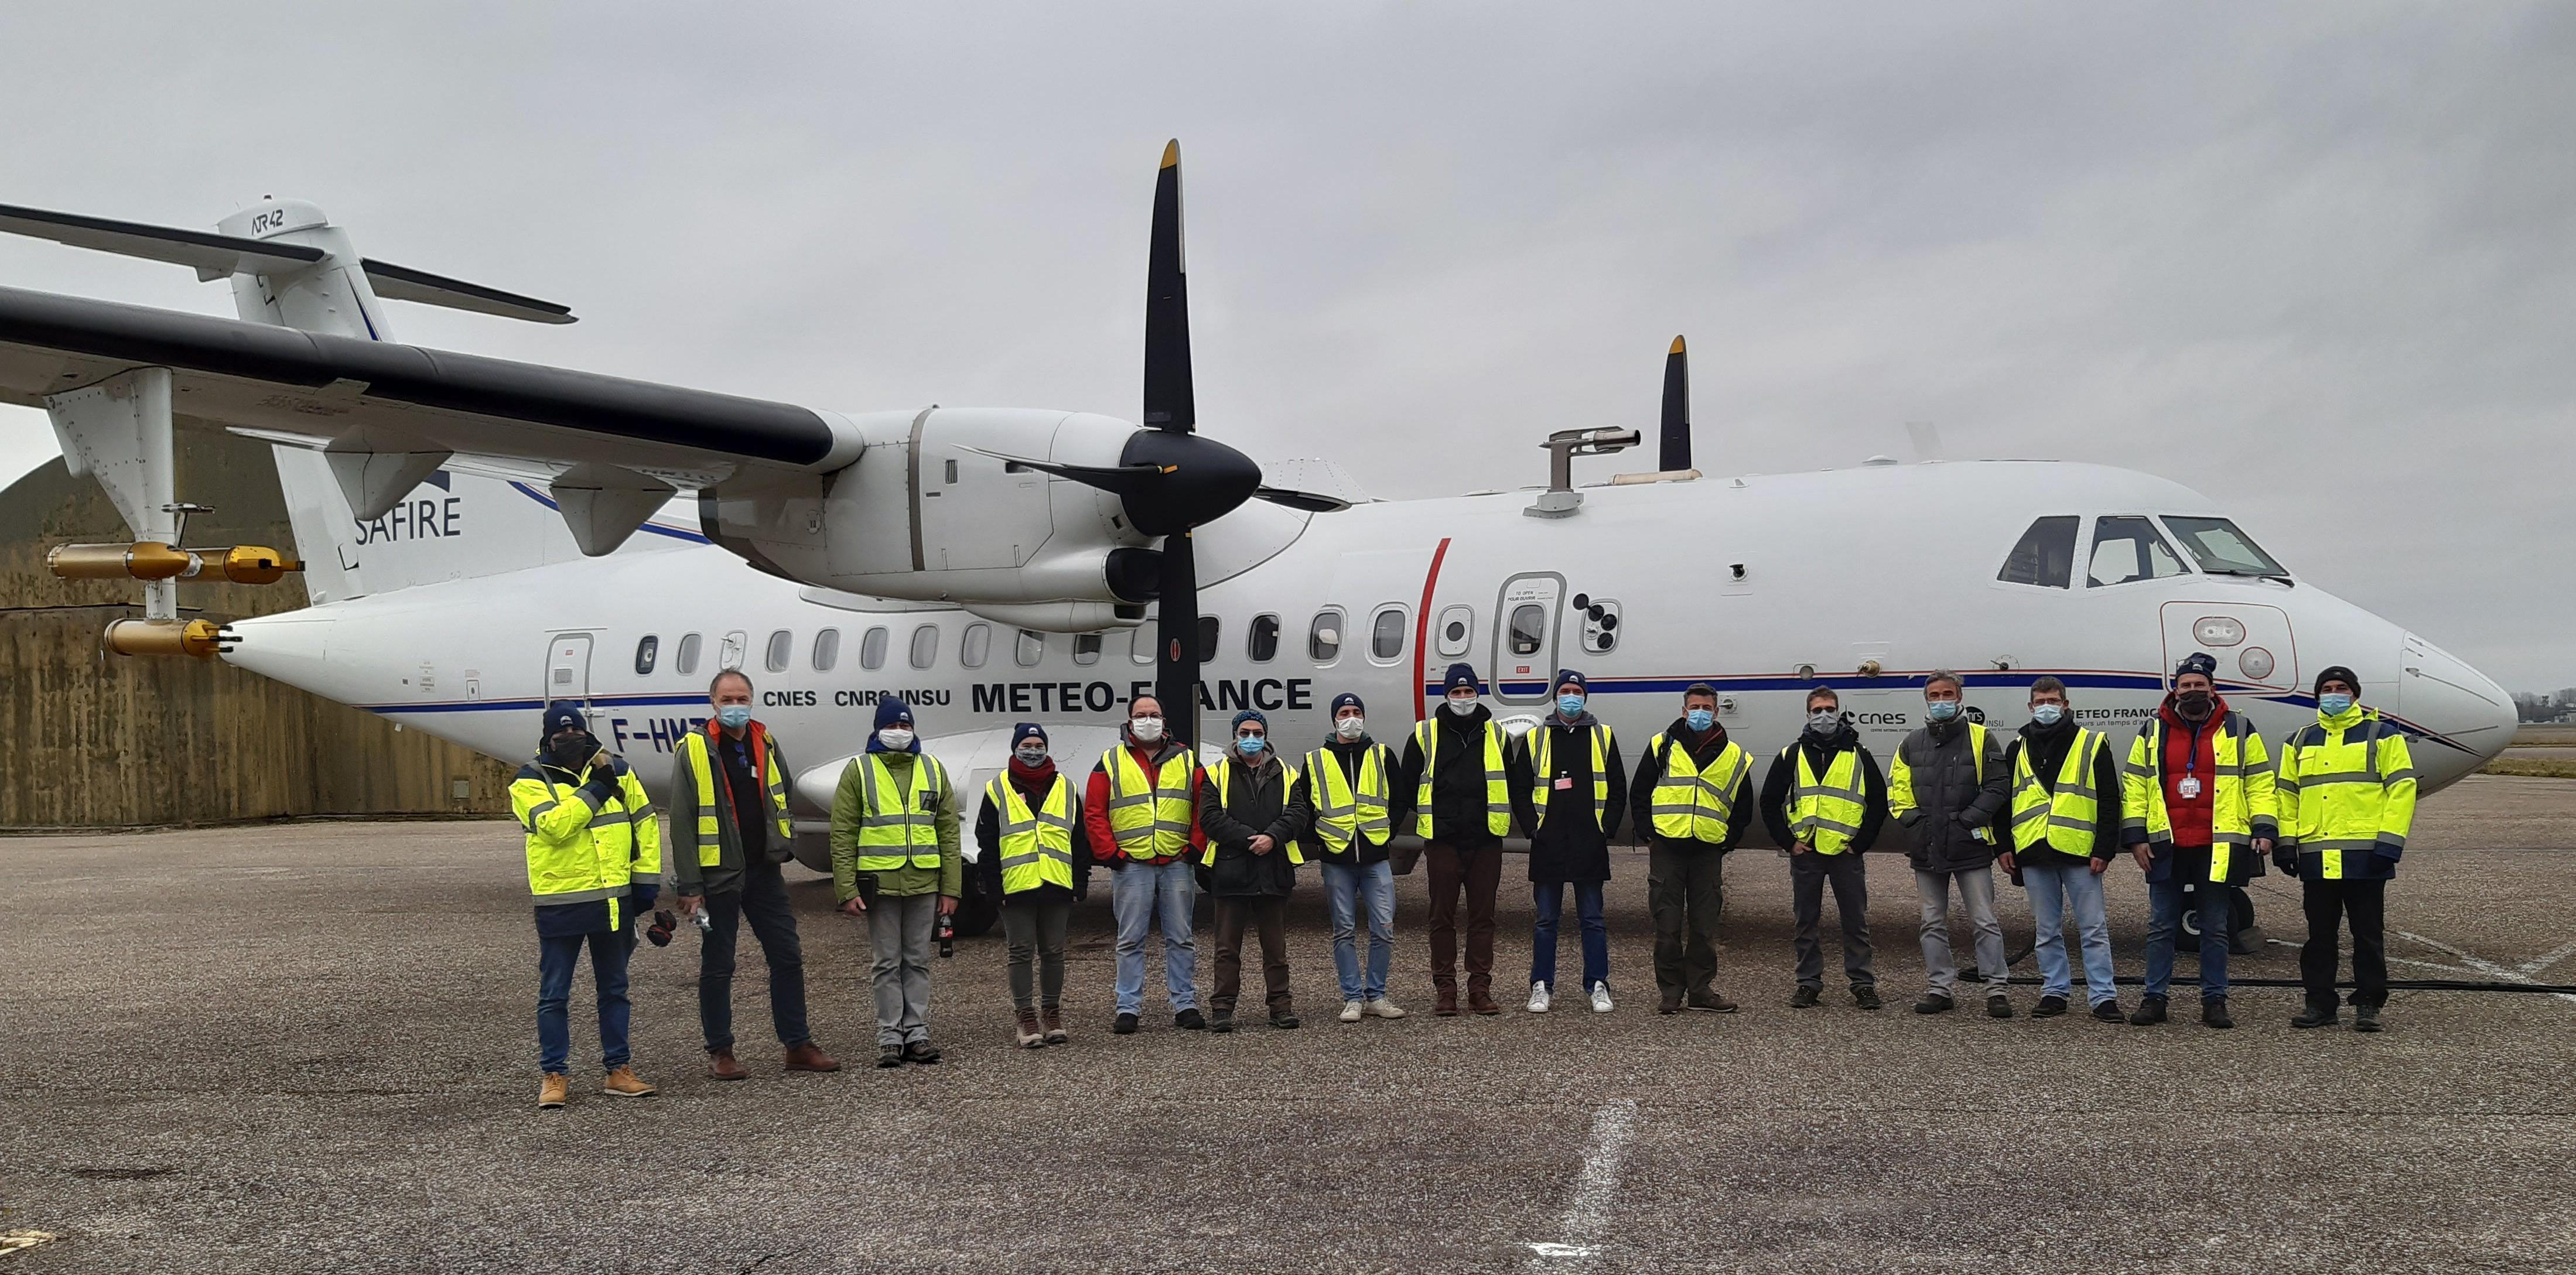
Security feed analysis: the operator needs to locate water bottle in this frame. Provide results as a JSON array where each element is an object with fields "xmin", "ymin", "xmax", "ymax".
[{"xmin": 693, "ymin": 909, "xmax": 713, "ymax": 935}]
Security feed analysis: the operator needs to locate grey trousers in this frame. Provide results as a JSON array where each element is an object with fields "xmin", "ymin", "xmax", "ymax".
[
  {"xmin": 1002, "ymin": 897, "xmax": 1071, "ymax": 1011},
  {"xmin": 1791, "ymin": 850, "xmax": 1874, "ymax": 989},
  {"xmin": 866, "ymin": 893, "xmax": 938, "ymax": 1046},
  {"xmin": 1914, "ymin": 866, "xmax": 2008, "ymax": 996}
]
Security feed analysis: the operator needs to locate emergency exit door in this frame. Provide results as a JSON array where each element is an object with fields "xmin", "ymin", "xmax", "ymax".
[
  {"xmin": 1491, "ymin": 573, "xmax": 1565, "ymax": 705},
  {"xmin": 544, "ymin": 633, "xmax": 593, "ymax": 709}
]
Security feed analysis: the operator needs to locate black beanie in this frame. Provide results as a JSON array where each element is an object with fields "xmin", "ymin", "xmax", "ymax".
[{"xmin": 2314, "ymin": 665, "xmax": 2361, "ymax": 696}]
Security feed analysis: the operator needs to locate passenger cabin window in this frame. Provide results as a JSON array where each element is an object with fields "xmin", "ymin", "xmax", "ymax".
[
  {"xmin": 1507, "ymin": 603, "xmax": 1547, "ymax": 657},
  {"xmin": 1197, "ymin": 617, "xmax": 1220, "ymax": 662},
  {"xmin": 1015, "ymin": 629, "xmax": 1044, "ymax": 667},
  {"xmin": 2088, "ymin": 516, "xmax": 2189, "ymax": 587},
  {"xmin": 1370, "ymin": 606, "xmax": 1407, "ymax": 661},
  {"xmin": 1998, "ymin": 515, "xmax": 2079, "ymax": 589},
  {"xmin": 1308, "ymin": 610, "xmax": 1344, "ymax": 664},
  {"xmin": 860, "ymin": 626, "xmax": 890, "ymax": 670},
  {"xmin": 634, "ymin": 635, "xmax": 659, "ymax": 676},
  {"xmin": 1072, "ymin": 633, "xmax": 1102, "ymax": 666},
  {"xmin": 1247, "ymin": 614, "xmax": 1279, "ymax": 662},
  {"xmin": 961, "ymin": 623, "xmax": 992, "ymax": 669},
  {"xmin": 1130, "ymin": 626, "xmax": 1155, "ymax": 665},
  {"xmin": 910, "ymin": 624, "xmax": 939, "ymax": 669},
  {"xmin": 2161, "ymin": 515, "xmax": 2287, "ymax": 578},
  {"xmin": 765, "ymin": 629, "xmax": 792, "ymax": 673},
  {"xmin": 675, "ymin": 633, "xmax": 702, "ymax": 676},
  {"xmin": 813, "ymin": 628, "xmax": 841, "ymax": 672}
]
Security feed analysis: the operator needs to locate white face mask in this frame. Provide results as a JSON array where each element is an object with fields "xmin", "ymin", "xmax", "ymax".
[
  {"xmin": 877, "ymin": 727, "xmax": 915, "ymax": 750},
  {"xmin": 1130, "ymin": 716, "xmax": 1166, "ymax": 743},
  {"xmin": 1443, "ymin": 696, "xmax": 1478, "ymax": 716},
  {"xmin": 1335, "ymin": 715, "xmax": 1366, "ymax": 740}
]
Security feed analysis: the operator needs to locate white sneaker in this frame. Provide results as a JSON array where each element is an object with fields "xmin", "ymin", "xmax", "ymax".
[
  {"xmin": 1590, "ymin": 981, "xmax": 1615, "ymax": 1014},
  {"xmin": 1528, "ymin": 982, "xmax": 1552, "ymax": 1013},
  {"xmin": 1338, "ymin": 999, "xmax": 1364, "ymax": 1023},
  {"xmin": 1365, "ymin": 997, "xmax": 1407, "ymax": 1019}
]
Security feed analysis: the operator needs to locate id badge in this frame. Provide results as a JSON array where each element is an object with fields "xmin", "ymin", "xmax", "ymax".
[
  {"xmin": 2178, "ymin": 777, "xmax": 2202, "ymax": 799},
  {"xmin": 1554, "ymin": 777, "xmax": 1574, "ymax": 790}
]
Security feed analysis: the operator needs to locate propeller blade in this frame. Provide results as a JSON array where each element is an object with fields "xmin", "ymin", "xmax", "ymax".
[
  {"xmin": 958, "ymin": 446, "xmax": 1169, "ymax": 498},
  {"xmin": 1153, "ymin": 531, "xmax": 1202, "ymax": 747},
  {"xmin": 1659, "ymin": 334, "xmax": 1690, "ymax": 473},
  {"xmin": 1253, "ymin": 486, "xmax": 1351, "ymax": 514},
  {"xmin": 1142, "ymin": 139, "xmax": 1195, "ymax": 433}
]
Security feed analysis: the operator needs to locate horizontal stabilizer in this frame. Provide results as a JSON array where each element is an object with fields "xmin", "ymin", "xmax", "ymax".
[
  {"xmin": 361, "ymin": 258, "xmax": 575, "ymax": 325},
  {"xmin": 0, "ymin": 201, "xmax": 323, "ymax": 282}
]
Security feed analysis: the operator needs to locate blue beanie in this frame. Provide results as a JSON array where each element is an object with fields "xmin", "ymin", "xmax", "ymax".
[
  {"xmin": 1231, "ymin": 708, "xmax": 1268, "ymax": 732},
  {"xmin": 1555, "ymin": 669, "xmax": 1588, "ymax": 693},
  {"xmin": 1443, "ymin": 663, "xmax": 1480, "ymax": 694},
  {"xmin": 541, "ymin": 702, "xmax": 586, "ymax": 737},
  {"xmin": 1012, "ymin": 722, "xmax": 1047, "ymax": 746},
  {"xmin": 2174, "ymin": 652, "xmax": 2218, "ymax": 681},
  {"xmin": 1330, "ymin": 692, "xmax": 1365, "ymax": 715},
  {"xmin": 873, "ymin": 698, "xmax": 915, "ymax": 730}
]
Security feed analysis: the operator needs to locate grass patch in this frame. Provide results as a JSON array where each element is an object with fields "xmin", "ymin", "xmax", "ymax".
[{"xmin": 2480, "ymin": 756, "xmax": 2576, "ymax": 779}]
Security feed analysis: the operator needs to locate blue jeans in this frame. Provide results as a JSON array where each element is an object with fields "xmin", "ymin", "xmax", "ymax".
[
  {"xmin": 2144, "ymin": 876, "xmax": 2232, "ymax": 1000},
  {"xmin": 1112, "ymin": 859, "xmax": 1199, "ymax": 1015},
  {"xmin": 699, "ymin": 863, "xmax": 811, "ymax": 1050},
  {"xmin": 538, "ymin": 928, "xmax": 631, "ymax": 1074},
  {"xmin": 1321, "ymin": 860, "xmax": 1396, "ymax": 1001},
  {"xmin": 2022, "ymin": 862, "xmax": 2116, "ymax": 1005},
  {"xmin": 1531, "ymin": 881, "xmax": 1608, "ymax": 991}
]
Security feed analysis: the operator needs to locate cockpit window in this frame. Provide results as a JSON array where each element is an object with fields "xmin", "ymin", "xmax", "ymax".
[
  {"xmin": 2088, "ymin": 516, "xmax": 2190, "ymax": 587},
  {"xmin": 1998, "ymin": 516, "xmax": 2079, "ymax": 588},
  {"xmin": 2161, "ymin": 516, "xmax": 2287, "ymax": 578}
]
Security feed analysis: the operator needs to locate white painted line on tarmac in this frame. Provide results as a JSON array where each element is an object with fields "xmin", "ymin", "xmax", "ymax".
[
  {"xmin": 2396, "ymin": 931, "xmax": 2576, "ymax": 1008},
  {"xmin": 1523, "ymin": 1098, "xmax": 1638, "ymax": 1267},
  {"xmin": 2517, "ymin": 939, "xmax": 2576, "ymax": 977}
]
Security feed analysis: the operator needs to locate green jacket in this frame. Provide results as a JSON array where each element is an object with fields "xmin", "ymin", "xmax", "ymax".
[{"xmin": 829, "ymin": 749, "xmax": 961, "ymax": 902}]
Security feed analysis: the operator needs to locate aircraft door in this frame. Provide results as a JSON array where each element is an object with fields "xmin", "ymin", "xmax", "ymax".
[
  {"xmin": 1491, "ymin": 573, "xmax": 1565, "ymax": 705},
  {"xmin": 2161, "ymin": 602, "xmax": 2296, "ymax": 695},
  {"xmin": 543, "ymin": 633, "xmax": 593, "ymax": 710}
]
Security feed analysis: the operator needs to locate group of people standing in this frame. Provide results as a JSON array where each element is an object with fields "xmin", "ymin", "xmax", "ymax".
[{"xmin": 506, "ymin": 652, "xmax": 2419, "ymax": 1108}]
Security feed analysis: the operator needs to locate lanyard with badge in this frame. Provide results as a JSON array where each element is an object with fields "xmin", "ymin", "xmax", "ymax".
[{"xmin": 2177, "ymin": 723, "xmax": 2202, "ymax": 801}]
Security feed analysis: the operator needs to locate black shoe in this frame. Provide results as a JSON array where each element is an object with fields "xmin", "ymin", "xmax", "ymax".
[
  {"xmin": 2091, "ymin": 1000, "xmax": 2125, "ymax": 1023},
  {"xmin": 1209, "ymin": 1011, "xmax": 1236, "ymax": 1034},
  {"xmin": 1175, "ymin": 1009, "xmax": 1207, "ymax": 1031},
  {"xmin": 1270, "ymin": 1011, "xmax": 1300, "ymax": 1030},
  {"xmin": 1987, "ymin": 994, "xmax": 2014, "ymax": 1019},
  {"xmin": 1790, "ymin": 986, "xmax": 1821, "ymax": 1009},
  {"xmin": 2129, "ymin": 994, "xmax": 2168, "ymax": 1026},
  {"xmin": 876, "ymin": 1044, "xmax": 904, "ymax": 1068},
  {"xmin": 1113, "ymin": 1012, "xmax": 1139, "ymax": 1035},
  {"xmin": 2291, "ymin": 1004, "xmax": 2338, "ymax": 1028},
  {"xmin": 2354, "ymin": 1004, "xmax": 2383, "ymax": 1033},
  {"xmin": 2202, "ymin": 997, "xmax": 2234, "ymax": 1030},
  {"xmin": 903, "ymin": 1040, "xmax": 941, "ymax": 1065},
  {"xmin": 1852, "ymin": 986, "xmax": 1883, "ymax": 1011},
  {"xmin": 1657, "ymin": 992, "xmax": 1683, "ymax": 1016},
  {"xmin": 1913, "ymin": 993, "xmax": 1955, "ymax": 1015},
  {"xmin": 2032, "ymin": 995, "xmax": 2069, "ymax": 1018}
]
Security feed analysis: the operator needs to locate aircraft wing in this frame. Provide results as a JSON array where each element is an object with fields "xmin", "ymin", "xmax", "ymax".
[{"xmin": 0, "ymin": 283, "xmax": 858, "ymax": 494}]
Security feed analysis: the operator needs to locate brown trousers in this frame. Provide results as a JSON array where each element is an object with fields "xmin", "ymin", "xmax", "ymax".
[
  {"xmin": 1423, "ymin": 840, "xmax": 1503, "ymax": 994},
  {"xmin": 1211, "ymin": 897, "xmax": 1292, "ymax": 1015}
]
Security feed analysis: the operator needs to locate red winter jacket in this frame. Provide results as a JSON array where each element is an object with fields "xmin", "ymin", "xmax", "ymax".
[{"xmin": 2156, "ymin": 695, "xmax": 2224, "ymax": 848}]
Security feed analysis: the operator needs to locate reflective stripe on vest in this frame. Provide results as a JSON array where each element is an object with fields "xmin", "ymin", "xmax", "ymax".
[
  {"xmin": 1200, "ymin": 758, "xmax": 1310, "ymax": 867},
  {"xmin": 682, "ymin": 729, "xmax": 795, "ymax": 868},
  {"xmin": 2007, "ymin": 727, "xmax": 2105, "ymax": 857},
  {"xmin": 853, "ymin": 753, "xmax": 946, "ymax": 871},
  {"xmin": 1646, "ymin": 732, "xmax": 1748, "ymax": 843},
  {"xmin": 1103, "ymin": 744, "xmax": 1195, "ymax": 860},
  {"xmin": 1784, "ymin": 743, "xmax": 1867, "ymax": 854},
  {"xmin": 1413, "ymin": 720, "xmax": 1512, "ymax": 838},
  {"xmin": 512, "ymin": 770, "xmax": 636, "ymax": 904},
  {"xmin": 985, "ymin": 774, "xmax": 1074, "ymax": 894},
  {"xmin": 2121, "ymin": 712, "xmax": 2263, "ymax": 883},
  {"xmin": 1303, "ymin": 744, "xmax": 1393, "ymax": 856},
  {"xmin": 1528, "ymin": 724, "xmax": 1613, "ymax": 831}
]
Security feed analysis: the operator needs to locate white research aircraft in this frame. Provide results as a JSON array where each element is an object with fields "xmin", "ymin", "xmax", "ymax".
[{"xmin": 0, "ymin": 144, "xmax": 2517, "ymax": 938}]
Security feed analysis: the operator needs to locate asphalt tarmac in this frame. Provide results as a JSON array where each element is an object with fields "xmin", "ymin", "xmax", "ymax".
[{"xmin": 4, "ymin": 776, "xmax": 2573, "ymax": 1274}]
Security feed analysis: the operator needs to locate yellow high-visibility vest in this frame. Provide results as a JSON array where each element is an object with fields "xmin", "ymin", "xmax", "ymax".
[
  {"xmin": 1645, "ymin": 732, "xmax": 1749, "ymax": 843},
  {"xmin": 1527, "ymin": 723, "xmax": 1614, "ymax": 832},
  {"xmin": 678, "ymin": 725, "xmax": 794, "ymax": 868},
  {"xmin": 1412, "ymin": 720, "xmax": 1512, "ymax": 839},
  {"xmin": 2277, "ymin": 708, "xmax": 2417, "ymax": 880},
  {"xmin": 2007, "ymin": 727, "xmax": 2107, "ymax": 857},
  {"xmin": 849, "ymin": 753, "xmax": 948, "ymax": 871},
  {"xmin": 985, "ymin": 774, "xmax": 1075, "ymax": 894},
  {"xmin": 1780, "ymin": 743, "xmax": 1867, "ymax": 855},
  {"xmin": 1887, "ymin": 722, "xmax": 1991, "ymax": 845},
  {"xmin": 2119, "ymin": 712, "xmax": 2277, "ymax": 883},
  {"xmin": 1200, "ymin": 757, "xmax": 1309, "ymax": 867},
  {"xmin": 510, "ymin": 761, "xmax": 656, "ymax": 915},
  {"xmin": 1102, "ymin": 744, "xmax": 1195, "ymax": 860},
  {"xmin": 1303, "ymin": 744, "xmax": 1394, "ymax": 856}
]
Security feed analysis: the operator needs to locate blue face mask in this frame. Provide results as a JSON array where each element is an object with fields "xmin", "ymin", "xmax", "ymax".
[
  {"xmin": 2031, "ymin": 704, "xmax": 2064, "ymax": 726},
  {"xmin": 1236, "ymin": 735, "xmax": 1267, "ymax": 756},
  {"xmin": 1684, "ymin": 707, "xmax": 1715, "ymax": 732},
  {"xmin": 715, "ymin": 704, "xmax": 753, "ymax": 730},
  {"xmin": 1925, "ymin": 700, "xmax": 1960, "ymax": 722},
  {"xmin": 2319, "ymin": 693, "xmax": 2355, "ymax": 716},
  {"xmin": 1557, "ymin": 695, "xmax": 1586, "ymax": 718}
]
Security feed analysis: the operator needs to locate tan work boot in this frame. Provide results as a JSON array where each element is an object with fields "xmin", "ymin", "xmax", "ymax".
[
  {"xmin": 783, "ymin": 1042, "xmax": 841, "ymax": 1073},
  {"xmin": 537, "ymin": 1072, "xmax": 569, "ymax": 1109},
  {"xmin": 600, "ymin": 1066, "xmax": 656, "ymax": 1098},
  {"xmin": 1015, "ymin": 1006, "xmax": 1046, "ymax": 1049},
  {"xmin": 1041, "ymin": 1004, "xmax": 1068, "ymax": 1045},
  {"xmin": 707, "ymin": 1049, "xmax": 747, "ymax": 1081}
]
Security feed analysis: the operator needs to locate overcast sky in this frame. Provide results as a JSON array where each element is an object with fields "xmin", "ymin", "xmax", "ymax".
[{"xmin": 4, "ymin": 3, "xmax": 2569, "ymax": 688}]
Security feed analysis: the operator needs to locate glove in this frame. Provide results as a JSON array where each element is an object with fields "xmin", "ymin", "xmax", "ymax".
[{"xmin": 2271, "ymin": 845, "xmax": 2299, "ymax": 877}]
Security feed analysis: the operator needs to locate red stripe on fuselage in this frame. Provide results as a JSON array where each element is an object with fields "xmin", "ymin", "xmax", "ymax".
[{"xmin": 1412, "ymin": 536, "xmax": 1453, "ymax": 722}]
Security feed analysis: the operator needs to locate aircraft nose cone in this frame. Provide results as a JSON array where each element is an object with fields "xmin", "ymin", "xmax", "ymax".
[{"xmin": 2397, "ymin": 633, "xmax": 2517, "ymax": 789}]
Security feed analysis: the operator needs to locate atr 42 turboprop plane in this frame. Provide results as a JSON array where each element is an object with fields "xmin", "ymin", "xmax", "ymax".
[{"xmin": 0, "ymin": 143, "xmax": 2516, "ymax": 936}]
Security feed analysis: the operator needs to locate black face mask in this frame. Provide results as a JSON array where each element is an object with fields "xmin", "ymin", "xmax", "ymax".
[
  {"xmin": 548, "ymin": 734, "xmax": 597, "ymax": 768},
  {"xmin": 2175, "ymin": 691, "xmax": 2214, "ymax": 719}
]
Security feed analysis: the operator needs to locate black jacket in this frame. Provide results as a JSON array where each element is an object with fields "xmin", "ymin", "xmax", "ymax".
[
  {"xmin": 971, "ymin": 765, "xmax": 1089, "ymax": 904},
  {"xmin": 1756, "ymin": 726, "xmax": 1889, "ymax": 853},
  {"xmin": 1890, "ymin": 718, "xmax": 2008, "ymax": 873},
  {"xmin": 1508, "ymin": 713, "xmax": 1627, "ymax": 884},
  {"xmin": 1995, "ymin": 719, "xmax": 2124, "ymax": 869},
  {"xmin": 1195, "ymin": 748, "xmax": 1311, "ymax": 898},
  {"xmin": 1628, "ymin": 719, "xmax": 1755, "ymax": 852},
  {"xmin": 1293, "ymin": 737, "xmax": 1399, "ymax": 867},
  {"xmin": 1392, "ymin": 705, "xmax": 1506, "ymax": 847}
]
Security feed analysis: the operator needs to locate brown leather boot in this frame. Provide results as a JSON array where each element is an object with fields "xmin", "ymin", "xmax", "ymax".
[
  {"xmin": 1015, "ymin": 1007, "xmax": 1045, "ymax": 1049},
  {"xmin": 600, "ymin": 1066, "xmax": 656, "ymax": 1098},
  {"xmin": 1040, "ymin": 1004, "xmax": 1068, "ymax": 1045},
  {"xmin": 706, "ymin": 1048, "xmax": 747, "ymax": 1081},
  {"xmin": 1434, "ymin": 986, "xmax": 1460, "ymax": 1017},
  {"xmin": 1468, "ymin": 989, "xmax": 1502, "ymax": 1016},
  {"xmin": 783, "ymin": 1042, "xmax": 841, "ymax": 1073}
]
